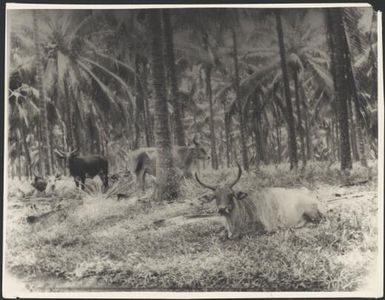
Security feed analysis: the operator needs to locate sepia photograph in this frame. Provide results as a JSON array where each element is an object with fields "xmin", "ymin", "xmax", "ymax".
[{"xmin": 2, "ymin": 3, "xmax": 383, "ymax": 298}]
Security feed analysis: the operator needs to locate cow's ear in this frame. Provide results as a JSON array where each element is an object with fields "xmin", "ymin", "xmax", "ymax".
[{"xmin": 235, "ymin": 191, "xmax": 247, "ymax": 200}]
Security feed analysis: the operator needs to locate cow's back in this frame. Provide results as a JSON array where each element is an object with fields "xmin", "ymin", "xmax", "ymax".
[
  {"xmin": 251, "ymin": 187, "xmax": 323, "ymax": 231},
  {"xmin": 71, "ymin": 155, "xmax": 108, "ymax": 177}
]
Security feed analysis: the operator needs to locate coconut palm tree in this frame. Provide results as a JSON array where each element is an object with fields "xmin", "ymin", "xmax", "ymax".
[
  {"xmin": 326, "ymin": 8, "xmax": 352, "ymax": 170},
  {"xmin": 33, "ymin": 11, "xmax": 53, "ymax": 176},
  {"xmin": 162, "ymin": 10, "xmax": 186, "ymax": 146},
  {"xmin": 275, "ymin": 10, "xmax": 298, "ymax": 170},
  {"xmin": 148, "ymin": 9, "xmax": 179, "ymax": 201}
]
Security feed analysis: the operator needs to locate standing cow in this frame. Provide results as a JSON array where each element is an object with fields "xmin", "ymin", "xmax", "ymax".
[
  {"xmin": 54, "ymin": 148, "xmax": 109, "ymax": 191},
  {"xmin": 129, "ymin": 137, "xmax": 210, "ymax": 191}
]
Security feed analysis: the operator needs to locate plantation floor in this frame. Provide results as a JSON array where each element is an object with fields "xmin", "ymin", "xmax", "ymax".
[{"xmin": 4, "ymin": 163, "xmax": 380, "ymax": 293}]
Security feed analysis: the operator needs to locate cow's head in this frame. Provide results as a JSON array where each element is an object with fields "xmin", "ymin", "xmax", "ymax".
[
  {"xmin": 195, "ymin": 163, "xmax": 247, "ymax": 216},
  {"xmin": 54, "ymin": 148, "xmax": 79, "ymax": 161},
  {"xmin": 192, "ymin": 136, "xmax": 210, "ymax": 161}
]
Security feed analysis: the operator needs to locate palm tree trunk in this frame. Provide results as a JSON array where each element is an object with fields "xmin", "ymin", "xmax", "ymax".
[
  {"xmin": 232, "ymin": 29, "xmax": 249, "ymax": 171},
  {"xmin": 342, "ymin": 16, "xmax": 368, "ymax": 167},
  {"xmin": 21, "ymin": 123, "xmax": 32, "ymax": 179},
  {"xmin": 73, "ymin": 101, "xmax": 82, "ymax": 153},
  {"xmin": 254, "ymin": 91, "xmax": 266, "ymax": 166},
  {"xmin": 334, "ymin": 111, "xmax": 340, "ymax": 161},
  {"xmin": 16, "ymin": 134, "xmax": 21, "ymax": 180},
  {"xmin": 163, "ymin": 10, "xmax": 185, "ymax": 146},
  {"xmin": 347, "ymin": 97, "xmax": 359, "ymax": 161},
  {"xmin": 275, "ymin": 11, "xmax": 298, "ymax": 170},
  {"xmin": 293, "ymin": 71, "xmax": 306, "ymax": 168},
  {"xmin": 326, "ymin": 8, "xmax": 352, "ymax": 170},
  {"xmin": 224, "ymin": 112, "xmax": 231, "ymax": 168},
  {"xmin": 368, "ymin": 11, "xmax": 377, "ymax": 102},
  {"xmin": 205, "ymin": 65, "xmax": 219, "ymax": 170},
  {"xmin": 33, "ymin": 11, "xmax": 53, "ymax": 176},
  {"xmin": 64, "ymin": 80, "xmax": 74, "ymax": 151},
  {"xmin": 329, "ymin": 119, "xmax": 333, "ymax": 161},
  {"xmin": 274, "ymin": 118, "xmax": 281, "ymax": 164},
  {"xmin": 271, "ymin": 96, "xmax": 282, "ymax": 164},
  {"xmin": 140, "ymin": 57, "xmax": 152, "ymax": 147},
  {"xmin": 134, "ymin": 55, "xmax": 144, "ymax": 150},
  {"xmin": 11, "ymin": 159, "xmax": 14, "ymax": 179},
  {"xmin": 218, "ymin": 126, "xmax": 224, "ymax": 168},
  {"xmin": 301, "ymin": 96, "xmax": 311, "ymax": 161},
  {"xmin": 148, "ymin": 9, "xmax": 178, "ymax": 201}
]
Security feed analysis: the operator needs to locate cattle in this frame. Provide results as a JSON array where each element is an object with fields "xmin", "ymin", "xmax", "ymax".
[
  {"xmin": 195, "ymin": 163, "xmax": 324, "ymax": 240},
  {"xmin": 31, "ymin": 173, "xmax": 62, "ymax": 194},
  {"xmin": 54, "ymin": 148, "xmax": 109, "ymax": 191},
  {"xmin": 31, "ymin": 173, "xmax": 48, "ymax": 193},
  {"xmin": 130, "ymin": 137, "xmax": 210, "ymax": 191}
]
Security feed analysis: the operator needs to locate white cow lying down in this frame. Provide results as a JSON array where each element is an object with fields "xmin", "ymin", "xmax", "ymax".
[{"xmin": 196, "ymin": 164, "xmax": 325, "ymax": 239}]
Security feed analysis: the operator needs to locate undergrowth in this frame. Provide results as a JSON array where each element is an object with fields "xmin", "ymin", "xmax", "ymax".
[{"xmin": 5, "ymin": 160, "xmax": 379, "ymax": 292}]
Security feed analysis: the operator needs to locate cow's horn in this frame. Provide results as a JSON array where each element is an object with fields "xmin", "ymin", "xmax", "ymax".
[
  {"xmin": 70, "ymin": 148, "xmax": 79, "ymax": 155},
  {"xmin": 229, "ymin": 162, "xmax": 242, "ymax": 189},
  {"xmin": 54, "ymin": 148, "xmax": 65, "ymax": 157},
  {"xmin": 195, "ymin": 173, "xmax": 215, "ymax": 191}
]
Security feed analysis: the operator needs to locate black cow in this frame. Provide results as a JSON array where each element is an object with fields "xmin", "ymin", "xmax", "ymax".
[{"xmin": 54, "ymin": 148, "xmax": 109, "ymax": 190}]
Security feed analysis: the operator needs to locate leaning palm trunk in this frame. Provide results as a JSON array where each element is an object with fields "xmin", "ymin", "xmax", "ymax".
[
  {"xmin": 326, "ymin": 8, "xmax": 352, "ymax": 170},
  {"xmin": 148, "ymin": 9, "xmax": 178, "ymax": 201},
  {"xmin": 163, "ymin": 10, "xmax": 185, "ymax": 147},
  {"xmin": 232, "ymin": 30, "xmax": 249, "ymax": 171},
  {"xmin": 33, "ymin": 11, "xmax": 53, "ymax": 176},
  {"xmin": 275, "ymin": 11, "xmax": 298, "ymax": 170}
]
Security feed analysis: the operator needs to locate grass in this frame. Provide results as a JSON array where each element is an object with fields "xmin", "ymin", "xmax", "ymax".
[{"xmin": 4, "ymin": 160, "xmax": 379, "ymax": 292}]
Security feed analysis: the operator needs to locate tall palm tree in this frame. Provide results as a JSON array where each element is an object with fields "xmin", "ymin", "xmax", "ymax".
[
  {"xmin": 275, "ymin": 10, "xmax": 298, "ymax": 170},
  {"xmin": 148, "ymin": 10, "xmax": 179, "ymax": 201},
  {"xmin": 288, "ymin": 53, "xmax": 306, "ymax": 168},
  {"xmin": 232, "ymin": 29, "xmax": 249, "ymax": 171},
  {"xmin": 202, "ymin": 32, "xmax": 219, "ymax": 170},
  {"xmin": 162, "ymin": 10, "xmax": 186, "ymax": 147},
  {"xmin": 33, "ymin": 10, "xmax": 53, "ymax": 176},
  {"xmin": 342, "ymin": 11, "xmax": 368, "ymax": 167},
  {"xmin": 326, "ymin": 8, "xmax": 352, "ymax": 170}
]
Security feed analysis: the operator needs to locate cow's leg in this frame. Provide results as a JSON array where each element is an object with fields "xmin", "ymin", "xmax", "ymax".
[
  {"xmin": 135, "ymin": 169, "xmax": 145, "ymax": 192},
  {"xmin": 141, "ymin": 170, "xmax": 148, "ymax": 192},
  {"xmin": 99, "ymin": 172, "xmax": 108, "ymax": 192},
  {"xmin": 80, "ymin": 176, "xmax": 86, "ymax": 190},
  {"xmin": 74, "ymin": 177, "xmax": 80, "ymax": 188}
]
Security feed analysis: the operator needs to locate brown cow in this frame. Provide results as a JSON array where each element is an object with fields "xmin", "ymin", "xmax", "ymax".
[
  {"xmin": 129, "ymin": 137, "xmax": 210, "ymax": 191},
  {"xmin": 195, "ymin": 163, "xmax": 325, "ymax": 239}
]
